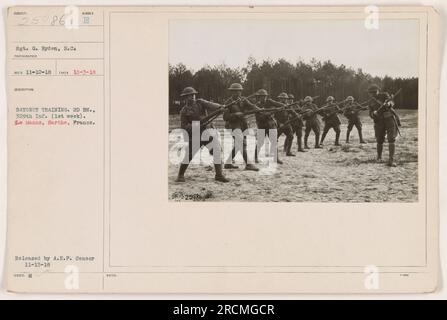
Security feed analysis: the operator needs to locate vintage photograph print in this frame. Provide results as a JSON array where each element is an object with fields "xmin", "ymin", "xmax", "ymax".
[{"xmin": 168, "ymin": 19, "xmax": 419, "ymax": 202}]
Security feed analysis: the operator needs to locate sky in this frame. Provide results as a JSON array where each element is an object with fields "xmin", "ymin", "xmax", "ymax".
[{"xmin": 169, "ymin": 19, "xmax": 419, "ymax": 78}]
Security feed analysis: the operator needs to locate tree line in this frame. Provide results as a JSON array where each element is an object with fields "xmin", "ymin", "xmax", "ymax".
[{"xmin": 169, "ymin": 57, "xmax": 418, "ymax": 114}]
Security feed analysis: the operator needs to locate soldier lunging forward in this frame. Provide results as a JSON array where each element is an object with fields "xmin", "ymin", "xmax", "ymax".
[
  {"xmin": 343, "ymin": 96, "xmax": 367, "ymax": 144},
  {"xmin": 288, "ymin": 94, "xmax": 306, "ymax": 152},
  {"xmin": 319, "ymin": 96, "xmax": 342, "ymax": 146},
  {"xmin": 302, "ymin": 96, "xmax": 322, "ymax": 149},
  {"xmin": 175, "ymin": 87, "xmax": 229, "ymax": 183},
  {"xmin": 223, "ymin": 83, "xmax": 260, "ymax": 171}
]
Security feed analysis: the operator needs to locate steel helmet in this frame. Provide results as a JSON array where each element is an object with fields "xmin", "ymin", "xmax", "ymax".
[
  {"xmin": 288, "ymin": 94, "xmax": 295, "ymax": 99},
  {"xmin": 180, "ymin": 86, "xmax": 198, "ymax": 97},
  {"xmin": 277, "ymin": 92, "xmax": 289, "ymax": 99},
  {"xmin": 326, "ymin": 96, "xmax": 335, "ymax": 102},
  {"xmin": 346, "ymin": 96, "xmax": 354, "ymax": 102},
  {"xmin": 228, "ymin": 83, "xmax": 243, "ymax": 91},
  {"xmin": 368, "ymin": 84, "xmax": 380, "ymax": 93},
  {"xmin": 304, "ymin": 96, "xmax": 313, "ymax": 103},
  {"xmin": 255, "ymin": 89, "xmax": 268, "ymax": 96}
]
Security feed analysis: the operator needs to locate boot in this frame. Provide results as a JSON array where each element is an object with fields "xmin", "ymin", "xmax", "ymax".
[
  {"xmin": 272, "ymin": 143, "xmax": 283, "ymax": 164},
  {"xmin": 359, "ymin": 129, "xmax": 366, "ymax": 144},
  {"xmin": 245, "ymin": 163, "xmax": 259, "ymax": 171},
  {"xmin": 175, "ymin": 163, "xmax": 189, "ymax": 182},
  {"xmin": 214, "ymin": 164, "xmax": 229, "ymax": 182},
  {"xmin": 314, "ymin": 133, "xmax": 322, "ymax": 148},
  {"xmin": 286, "ymin": 138, "xmax": 295, "ymax": 156},
  {"xmin": 320, "ymin": 132, "xmax": 327, "ymax": 146},
  {"xmin": 346, "ymin": 130, "xmax": 351, "ymax": 144},
  {"xmin": 304, "ymin": 134, "xmax": 310, "ymax": 149},
  {"xmin": 224, "ymin": 163, "xmax": 239, "ymax": 169},
  {"xmin": 335, "ymin": 131, "xmax": 341, "ymax": 146},
  {"xmin": 297, "ymin": 138, "xmax": 306, "ymax": 152},
  {"xmin": 254, "ymin": 145, "xmax": 259, "ymax": 164},
  {"xmin": 377, "ymin": 143, "xmax": 383, "ymax": 162},
  {"xmin": 387, "ymin": 143, "xmax": 396, "ymax": 167}
]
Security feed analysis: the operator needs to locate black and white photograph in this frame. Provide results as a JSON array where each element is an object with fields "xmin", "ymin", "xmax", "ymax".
[{"xmin": 168, "ymin": 19, "xmax": 419, "ymax": 202}]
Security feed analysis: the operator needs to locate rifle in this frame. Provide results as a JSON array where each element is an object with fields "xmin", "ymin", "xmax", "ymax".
[
  {"xmin": 278, "ymin": 95, "xmax": 320, "ymax": 112},
  {"xmin": 339, "ymin": 99, "xmax": 372, "ymax": 113},
  {"xmin": 186, "ymin": 98, "xmax": 242, "ymax": 131},
  {"xmin": 276, "ymin": 103, "xmax": 328, "ymax": 133},
  {"xmin": 318, "ymin": 99, "xmax": 349, "ymax": 117},
  {"xmin": 393, "ymin": 115, "xmax": 402, "ymax": 137},
  {"xmin": 241, "ymin": 108, "xmax": 280, "ymax": 117},
  {"xmin": 222, "ymin": 92, "xmax": 257, "ymax": 105},
  {"xmin": 371, "ymin": 88, "xmax": 402, "ymax": 113}
]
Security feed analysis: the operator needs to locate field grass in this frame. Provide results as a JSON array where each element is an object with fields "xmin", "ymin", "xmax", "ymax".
[{"xmin": 168, "ymin": 110, "xmax": 418, "ymax": 202}]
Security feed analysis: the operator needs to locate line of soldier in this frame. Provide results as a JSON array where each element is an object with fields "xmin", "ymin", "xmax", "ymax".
[{"xmin": 175, "ymin": 83, "xmax": 401, "ymax": 183}]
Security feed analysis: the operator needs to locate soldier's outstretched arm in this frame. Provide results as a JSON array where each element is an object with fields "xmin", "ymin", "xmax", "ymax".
[
  {"xmin": 242, "ymin": 97, "xmax": 261, "ymax": 111},
  {"xmin": 196, "ymin": 98, "xmax": 222, "ymax": 112},
  {"xmin": 267, "ymin": 98, "xmax": 286, "ymax": 109}
]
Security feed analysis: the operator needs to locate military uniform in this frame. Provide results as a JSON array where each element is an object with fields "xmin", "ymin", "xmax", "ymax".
[
  {"xmin": 285, "ymin": 98, "xmax": 305, "ymax": 152},
  {"xmin": 302, "ymin": 102, "xmax": 321, "ymax": 149},
  {"xmin": 275, "ymin": 108, "xmax": 295, "ymax": 153},
  {"xmin": 254, "ymin": 97, "xmax": 282, "ymax": 163},
  {"xmin": 255, "ymin": 98, "xmax": 280, "ymax": 131},
  {"xmin": 175, "ymin": 87, "xmax": 228, "ymax": 182},
  {"xmin": 319, "ymin": 101, "xmax": 341, "ymax": 146},
  {"xmin": 180, "ymin": 98, "xmax": 221, "ymax": 133},
  {"xmin": 290, "ymin": 112, "xmax": 305, "ymax": 152},
  {"xmin": 275, "ymin": 92, "xmax": 295, "ymax": 156},
  {"xmin": 343, "ymin": 100, "xmax": 366, "ymax": 143},
  {"xmin": 368, "ymin": 85, "xmax": 401, "ymax": 166},
  {"xmin": 223, "ymin": 89, "xmax": 260, "ymax": 170}
]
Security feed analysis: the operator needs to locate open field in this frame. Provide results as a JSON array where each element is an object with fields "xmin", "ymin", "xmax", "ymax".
[{"xmin": 168, "ymin": 110, "xmax": 418, "ymax": 202}]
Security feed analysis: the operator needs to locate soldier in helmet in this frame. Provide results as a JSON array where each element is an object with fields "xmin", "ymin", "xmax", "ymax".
[
  {"xmin": 287, "ymin": 94, "xmax": 306, "ymax": 153},
  {"xmin": 301, "ymin": 96, "xmax": 321, "ymax": 149},
  {"xmin": 253, "ymin": 89, "xmax": 284, "ymax": 164},
  {"xmin": 367, "ymin": 84, "xmax": 401, "ymax": 167},
  {"xmin": 275, "ymin": 92, "xmax": 296, "ymax": 156},
  {"xmin": 343, "ymin": 96, "xmax": 366, "ymax": 144},
  {"xmin": 175, "ymin": 87, "xmax": 229, "ymax": 183},
  {"xmin": 223, "ymin": 83, "xmax": 260, "ymax": 171},
  {"xmin": 319, "ymin": 96, "xmax": 342, "ymax": 146}
]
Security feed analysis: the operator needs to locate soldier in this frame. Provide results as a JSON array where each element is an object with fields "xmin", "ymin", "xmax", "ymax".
[
  {"xmin": 319, "ymin": 96, "xmax": 342, "ymax": 146},
  {"xmin": 223, "ymin": 83, "xmax": 260, "ymax": 171},
  {"xmin": 302, "ymin": 96, "xmax": 322, "ymax": 149},
  {"xmin": 276, "ymin": 92, "xmax": 296, "ymax": 156},
  {"xmin": 175, "ymin": 87, "xmax": 229, "ymax": 183},
  {"xmin": 253, "ymin": 89, "xmax": 283, "ymax": 164},
  {"xmin": 287, "ymin": 94, "xmax": 306, "ymax": 153},
  {"xmin": 367, "ymin": 84, "xmax": 401, "ymax": 167},
  {"xmin": 343, "ymin": 96, "xmax": 366, "ymax": 144}
]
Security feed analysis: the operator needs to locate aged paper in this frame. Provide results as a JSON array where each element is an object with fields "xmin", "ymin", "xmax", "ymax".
[{"xmin": 5, "ymin": 6, "xmax": 440, "ymax": 293}]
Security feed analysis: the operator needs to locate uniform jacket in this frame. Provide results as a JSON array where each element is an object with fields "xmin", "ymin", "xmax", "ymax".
[
  {"xmin": 272, "ymin": 100, "xmax": 289, "ymax": 125},
  {"xmin": 343, "ymin": 102, "xmax": 363, "ymax": 121},
  {"xmin": 301, "ymin": 102, "xmax": 319, "ymax": 124},
  {"xmin": 368, "ymin": 92, "xmax": 400, "ymax": 124},
  {"xmin": 255, "ymin": 98, "xmax": 282, "ymax": 129},
  {"xmin": 320, "ymin": 102, "xmax": 341, "ymax": 125},
  {"xmin": 180, "ymin": 98, "xmax": 221, "ymax": 131},
  {"xmin": 223, "ymin": 96, "xmax": 259, "ymax": 130}
]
